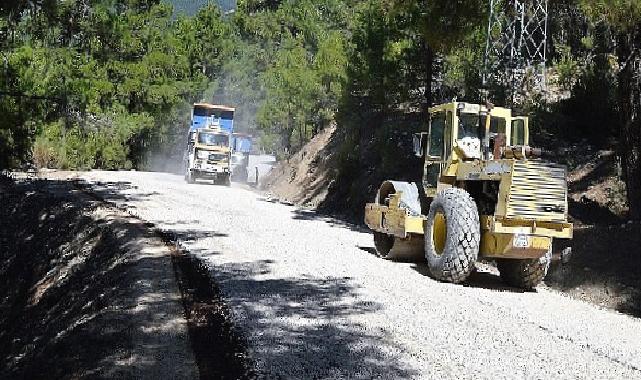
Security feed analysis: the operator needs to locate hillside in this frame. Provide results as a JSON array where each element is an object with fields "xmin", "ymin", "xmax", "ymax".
[{"xmin": 260, "ymin": 125, "xmax": 338, "ymax": 208}]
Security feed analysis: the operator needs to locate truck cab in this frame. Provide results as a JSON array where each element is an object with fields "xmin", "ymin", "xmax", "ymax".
[
  {"xmin": 185, "ymin": 128, "xmax": 231, "ymax": 185},
  {"xmin": 230, "ymin": 133, "xmax": 252, "ymax": 182}
]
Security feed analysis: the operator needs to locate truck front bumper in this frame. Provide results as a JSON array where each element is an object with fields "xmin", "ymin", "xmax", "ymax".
[
  {"xmin": 192, "ymin": 170, "xmax": 227, "ymax": 178},
  {"xmin": 190, "ymin": 165, "xmax": 229, "ymax": 178}
]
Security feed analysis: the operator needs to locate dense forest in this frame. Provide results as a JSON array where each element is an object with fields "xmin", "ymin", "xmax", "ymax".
[{"xmin": 0, "ymin": 0, "xmax": 640, "ymax": 217}]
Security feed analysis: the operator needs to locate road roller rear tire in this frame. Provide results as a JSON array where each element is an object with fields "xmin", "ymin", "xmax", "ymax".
[{"xmin": 497, "ymin": 248, "xmax": 552, "ymax": 290}]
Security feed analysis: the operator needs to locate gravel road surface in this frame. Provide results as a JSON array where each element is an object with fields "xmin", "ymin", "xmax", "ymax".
[{"xmin": 80, "ymin": 170, "xmax": 641, "ymax": 379}]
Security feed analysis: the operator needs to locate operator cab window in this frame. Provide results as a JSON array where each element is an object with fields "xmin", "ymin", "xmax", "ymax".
[
  {"xmin": 458, "ymin": 113, "xmax": 482, "ymax": 139},
  {"xmin": 511, "ymin": 119, "xmax": 525, "ymax": 146},
  {"xmin": 488, "ymin": 117, "xmax": 507, "ymax": 156},
  {"xmin": 490, "ymin": 117, "xmax": 506, "ymax": 134},
  {"xmin": 429, "ymin": 112, "xmax": 446, "ymax": 158},
  {"xmin": 457, "ymin": 112, "xmax": 482, "ymax": 159}
]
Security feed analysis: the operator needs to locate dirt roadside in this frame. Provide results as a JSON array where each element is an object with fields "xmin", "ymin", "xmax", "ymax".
[{"xmin": 0, "ymin": 174, "xmax": 199, "ymax": 379}]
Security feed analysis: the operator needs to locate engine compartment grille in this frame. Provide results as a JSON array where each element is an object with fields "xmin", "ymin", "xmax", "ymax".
[{"xmin": 506, "ymin": 160, "xmax": 568, "ymax": 222}]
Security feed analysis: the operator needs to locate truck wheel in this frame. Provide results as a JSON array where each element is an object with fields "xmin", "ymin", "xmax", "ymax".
[
  {"xmin": 424, "ymin": 188, "xmax": 480, "ymax": 283},
  {"xmin": 373, "ymin": 232, "xmax": 394, "ymax": 258},
  {"xmin": 497, "ymin": 248, "xmax": 551, "ymax": 290}
]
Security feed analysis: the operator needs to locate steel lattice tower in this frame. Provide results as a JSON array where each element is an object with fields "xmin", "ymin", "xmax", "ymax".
[{"xmin": 483, "ymin": 0, "xmax": 549, "ymax": 106}]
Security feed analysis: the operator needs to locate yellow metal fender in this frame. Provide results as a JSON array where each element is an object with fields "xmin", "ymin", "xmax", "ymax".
[
  {"xmin": 364, "ymin": 180, "xmax": 424, "ymax": 238},
  {"xmin": 480, "ymin": 232, "xmax": 551, "ymax": 259},
  {"xmin": 364, "ymin": 203, "xmax": 424, "ymax": 238}
]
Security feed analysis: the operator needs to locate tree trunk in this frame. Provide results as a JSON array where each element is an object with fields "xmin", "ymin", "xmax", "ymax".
[
  {"xmin": 283, "ymin": 112, "xmax": 292, "ymax": 155},
  {"xmin": 617, "ymin": 27, "xmax": 641, "ymax": 219},
  {"xmin": 424, "ymin": 42, "xmax": 434, "ymax": 108}
]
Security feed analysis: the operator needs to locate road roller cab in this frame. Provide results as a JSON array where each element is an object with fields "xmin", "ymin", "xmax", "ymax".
[{"xmin": 364, "ymin": 101, "xmax": 573, "ymax": 289}]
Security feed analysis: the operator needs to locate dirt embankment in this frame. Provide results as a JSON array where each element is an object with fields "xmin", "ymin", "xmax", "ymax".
[
  {"xmin": 0, "ymin": 175, "xmax": 197, "ymax": 379},
  {"xmin": 260, "ymin": 125, "xmax": 339, "ymax": 208},
  {"xmin": 261, "ymin": 116, "xmax": 423, "ymax": 221},
  {"xmin": 546, "ymin": 148, "xmax": 641, "ymax": 316}
]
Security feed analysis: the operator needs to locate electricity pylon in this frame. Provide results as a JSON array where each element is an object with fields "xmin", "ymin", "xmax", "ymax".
[{"xmin": 483, "ymin": 0, "xmax": 549, "ymax": 106}]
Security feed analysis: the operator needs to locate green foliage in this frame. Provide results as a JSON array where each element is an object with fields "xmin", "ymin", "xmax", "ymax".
[
  {"xmin": 0, "ymin": 0, "xmax": 212, "ymax": 169},
  {"xmin": 1, "ymin": 0, "xmax": 640, "ymax": 220},
  {"xmin": 228, "ymin": 0, "xmax": 352, "ymax": 151},
  {"xmin": 578, "ymin": 0, "xmax": 641, "ymax": 218},
  {"xmin": 0, "ymin": 0, "xmax": 355, "ymax": 167},
  {"xmin": 420, "ymin": 0, "xmax": 487, "ymax": 53},
  {"xmin": 553, "ymin": 43, "xmax": 581, "ymax": 92},
  {"xmin": 258, "ymin": 38, "xmax": 319, "ymax": 150},
  {"xmin": 33, "ymin": 113, "xmax": 154, "ymax": 169},
  {"xmin": 579, "ymin": 0, "xmax": 641, "ymax": 31}
]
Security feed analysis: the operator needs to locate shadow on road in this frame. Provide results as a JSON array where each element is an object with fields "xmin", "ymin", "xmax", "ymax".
[
  {"xmin": 207, "ymin": 259, "xmax": 416, "ymax": 378},
  {"xmin": 76, "ymin": 179, "xmax": 159, "ymax": 204},
  {"xmin": 409, "ymin": 263, "xmax": 528, "ymax": 293},
  {"xmin": 545, "ymin": 224, "xmax": 641, "ymax": 317},
  {"xmin": 357, "ymin": 245, "xmax": 378, "ymax": 256},
  {"xmin": 164, "ymin": 229, "xmax": 228, "ymax": 243},
  {"xmin": 289, "ymin": 209, "xmax": 369, "ymax": 233},
  {"xmin": 169, "ymin": 247, "xmax": 256, "ymax": 379},
  {"xmin": 357, "ymin": 243, "xmax": 526, "ymax": 293}
]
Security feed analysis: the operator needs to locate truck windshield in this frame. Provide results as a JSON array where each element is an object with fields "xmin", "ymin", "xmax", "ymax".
[
  {"xmin": 198, "ymin": 132, "xmax": 229, "ymax": 146},
  {"xmin": 193, "ymin": 107, "xmax": 210, "ymax": 117}
]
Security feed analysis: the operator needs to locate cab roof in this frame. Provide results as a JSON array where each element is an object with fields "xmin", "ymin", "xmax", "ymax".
[
  {"xmin": 428, "ymin": 102, "xmax": 512, "ymax": 118},
  {"xmin": 198, "ymin": 128, "xmax": 229, "ymax": 134}
]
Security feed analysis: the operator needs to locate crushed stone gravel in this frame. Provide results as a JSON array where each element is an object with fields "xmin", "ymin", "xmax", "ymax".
[{"xmin": 80, "ymin": 170, "xmax": 641, "ymax": 379}]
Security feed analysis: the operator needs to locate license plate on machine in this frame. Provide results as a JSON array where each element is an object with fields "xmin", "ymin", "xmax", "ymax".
[{"xmin": 513, "ymin": 234, "xmax": 530, "ymax": 248}]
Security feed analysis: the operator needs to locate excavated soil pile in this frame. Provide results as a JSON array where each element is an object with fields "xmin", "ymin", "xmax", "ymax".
[{"xmin": 262, "ymin": 117, "xmax": 424, "ymax": 221}]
